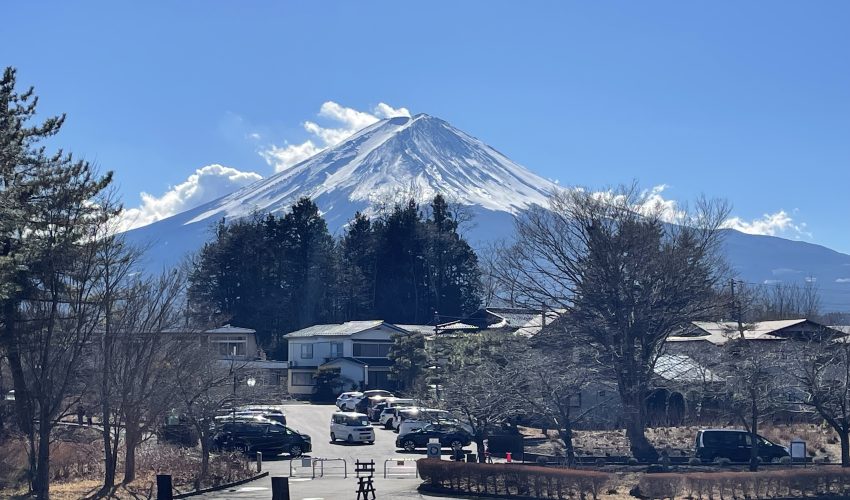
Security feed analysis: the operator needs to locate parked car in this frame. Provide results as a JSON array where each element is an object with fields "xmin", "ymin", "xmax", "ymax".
[
  {"xmin": 159, "ymin": 413, "xmax": 198, "ymax": 447},
  {"xmin": 336, "ymin": 391, "xmax": 363, "ymax": 411},
  {"xmin": 392, "ymin": 407, "xmax": 427, "ymax": 432},
  {"xmin": 397, "ymin": 409, "xmax": 472, "ymax": 436},
  {"xmin": 369, "ymin": 401, "xmax": 389, "ymax": 422},
  {"xmin": 379, "ymin": 408, "xmax": 397, "ymax": 428},
  {"xmin": 354, "ymin": 390, "xmax": 395, "ymax": 413},
  {"xmin": 236, "ymin": 405, "xmax": 287, "ymax": 425},
  {"xmin": 330, "ymin": 412, "xmax": 375, "ymax": 444},
  {"xmin": 396, "ymin": 423, "xmax": 472, "ymax": 452},
  {"xmin": 213, "ymin": 417, "xmax": 311, "ymax": 457},
  {"xmin": 694, "ymin": 429, "xmax": 789, "ymax": 463}
]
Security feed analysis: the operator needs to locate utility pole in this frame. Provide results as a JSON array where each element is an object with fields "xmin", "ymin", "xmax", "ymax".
[{"xmin": 730, "ymin": 279, "xmax": 745, "ymax": 339}]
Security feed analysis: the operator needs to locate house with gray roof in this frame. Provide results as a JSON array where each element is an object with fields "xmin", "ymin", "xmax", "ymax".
[{"xmin": 283, "ymin": 320, "xmax": 411, "ymax": 396}]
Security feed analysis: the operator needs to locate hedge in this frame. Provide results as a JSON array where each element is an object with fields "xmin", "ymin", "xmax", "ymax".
[
  {"xmin": 417, "ymin": 459, "xmax": 610, "ymax": 499},
  {"xmin": 638, "ymin": 468, "xmax": 850, "ymax": 499}
]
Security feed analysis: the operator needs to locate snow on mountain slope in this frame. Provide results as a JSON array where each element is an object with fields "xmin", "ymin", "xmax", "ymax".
[{"xmin": 122, "ymin": 114, "xmax": 850, "ymax": 311}]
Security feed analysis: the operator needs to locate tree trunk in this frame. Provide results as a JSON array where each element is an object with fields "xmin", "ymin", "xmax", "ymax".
[
  {"xmin": 475, "ymin": 435, "xmax": 486, "ymax": 463},
  {"xmin": 2, "ymin": 301, "xmax": 32, "ymax": 436},
  {"xmin": 840, "ymin": 430, "xmax": 849, "ymax": 467},
  {"xmin": 33, "ymin": 416, "xmax": 51, "ymax": 500},
  {"xmin": 123, "ymin": 426, "xmax": 139, "ymax": 484},
  {"xmin": 621, "ymin": 384, "xmax": 658, "ymax": 462},
  {"xmin": 196, "ymin": 429, "xmax": 211, "ymax": 489},
  {"xmin": 559, "ymin": 427, "xmax": 576, "ymax": 467},
  {"xmin": 98, "ymin": 411, "xmax": 116, "ymax": 495},
  {"xmin": 749, "ymin": 395, "xmax": 759, "ymax": 472}
]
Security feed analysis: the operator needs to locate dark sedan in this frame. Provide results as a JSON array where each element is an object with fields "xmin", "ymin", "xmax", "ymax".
[{"xmin": 396, "ymin": 423, "xmax": 472, "ymax": 452}]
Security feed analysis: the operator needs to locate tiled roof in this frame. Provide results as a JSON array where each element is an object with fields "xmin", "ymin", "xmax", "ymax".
[
  {"xmin": 284, "ymin": 320, "xmax": 404, "ymax": 338},
  {"xmin": 206, "ymin": 324, "xmax": 256, "ymax": 334}
]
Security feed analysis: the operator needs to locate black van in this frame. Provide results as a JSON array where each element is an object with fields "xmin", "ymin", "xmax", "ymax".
[
  {"xmin": 694, "ymin": 429, "xmax": 789, "ymax": 463},
  {"xmin": 213, "ymin": 419, "xmax": 312, "ymax": 457}
]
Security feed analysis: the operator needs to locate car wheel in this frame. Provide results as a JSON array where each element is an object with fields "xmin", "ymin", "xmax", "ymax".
[
  {"xmin": 347, "ymin": 434, "xmax": 354, "ymax": 444},
  {"xmin": 289, "ymin": 445, "xmax": 302, "ymax": 458},
  {"xmin": 368, "ymin": 441, "xmax": 374, "ymax": 445},
  {"xmin": 403, "ymin": 440, "xmax": 416, "ymax": 452},
  {"xmin": 384, "ymin": 421, "xmax": 393, "ymax": 430},
  {"xmin": 330, "ymin": 432, "xmax": 336, "ymax": 442},
  {"xmin": 450, "ymin": 440, "xmax": 463, "ymax": 451}
]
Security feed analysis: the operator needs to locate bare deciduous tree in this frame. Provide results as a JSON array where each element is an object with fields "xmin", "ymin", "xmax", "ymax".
[
  {"xmin": 497, "ymin": 184, "xmax": 730, "ymax": 460},
  {"xmin": 720, "ymin": 335, "xmax": 786, "ymax": 471},
  {"xmin": 795, "ymin": 331, "xmax": 850, "ymax": 466}
]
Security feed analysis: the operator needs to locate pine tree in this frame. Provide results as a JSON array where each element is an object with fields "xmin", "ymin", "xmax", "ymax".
[{"xmin": 0, "ymin": 67, "xmax": 114, "ymax": 499}]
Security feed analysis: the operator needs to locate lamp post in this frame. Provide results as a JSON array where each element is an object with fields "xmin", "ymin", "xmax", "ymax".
[{"xmin": 363, "ymin": 365, "xmax": 369, "ymax": 390}]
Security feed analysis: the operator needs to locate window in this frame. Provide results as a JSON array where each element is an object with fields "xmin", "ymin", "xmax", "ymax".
[
  {"xmin": 597, "ymin": 390, "xmax": 607, "ymax": 398},
  {"xmin": 569, "ymin": 393, "xmax": 582, "ymax": 408},
  {"xmin": 300, "ymin": 344, "xmax": 313, "ymax": 359},
  {"xmin": 212, "ymin": 335, "xmax": 247, "ymax": 357},
  {"xmin": 330, "ymin": 342, "xmax": 343, "ymax": 359},
  {"xmin": 291, "ymin": 372, "xmax": 314, "ymax": 386},
  {"xmin": 353, "ymin": 342, "xmax": 392, "ymax": 357}
]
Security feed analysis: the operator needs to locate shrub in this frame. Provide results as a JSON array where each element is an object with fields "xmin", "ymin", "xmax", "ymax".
[
  {"xmin": 688, "ymin": 457, "xmax": 702, "ymax": 466},
  {"xmin": 627, "ymin": 458, "xmax": 639, "ymax": 466},
  {"xmin": 714, "ymin": 457, "xmax": 731, "ymax": 467},
  {"xmin": 648, "ymin": 468, "xmax": 850, "ymax": 500},
  {"xmin": 779, "ymin": 456, "xmax": 792, "ymax": 465},
  {"xmin": 417, "ymin": 459, "xmax": 611, "ymax": 499},
  {"xmin": 594, "ymin": 458, "xmax": 606, "ymax": 467}
]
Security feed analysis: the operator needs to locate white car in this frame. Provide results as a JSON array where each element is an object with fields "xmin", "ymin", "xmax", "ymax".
[
  {"xmin": 330, "ymin": 412, "xmax": 374, "ymax": 444},
  {"xmin": 335, "ymin": 392, "xmax": 363, "ymax": 411}
]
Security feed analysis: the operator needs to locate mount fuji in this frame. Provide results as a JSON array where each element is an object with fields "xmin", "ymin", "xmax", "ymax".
[{"xmin": 123, "ymin": 114, "xmax": 850, "ymax": 312}]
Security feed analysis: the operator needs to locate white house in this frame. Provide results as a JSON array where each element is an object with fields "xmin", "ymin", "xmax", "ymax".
[{"xmin": 283, "ymin": 320, "xmax": 410, "ymax": 396}]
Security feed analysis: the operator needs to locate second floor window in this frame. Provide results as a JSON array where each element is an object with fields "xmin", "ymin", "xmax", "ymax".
[
  {"xmin": 300, "ymin": 344, "xmax": 313, "ymax": 359},
  {"xmin": 330, "ymin": 342, "xmax": 343, "ymax": 358},
  {"xmin": 353, "ymin": 342, "xmax": 391, "ymax": 357}
]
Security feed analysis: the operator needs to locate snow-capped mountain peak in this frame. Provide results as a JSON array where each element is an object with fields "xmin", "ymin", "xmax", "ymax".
[{"xmin": 187, "ymin": 113, "xmax": 558, "ymax": 226}]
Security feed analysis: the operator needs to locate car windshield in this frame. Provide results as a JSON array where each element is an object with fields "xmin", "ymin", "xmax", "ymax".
[{"xmin": 343, "ymin": 416, "xmax": 369, "ymax": 426}]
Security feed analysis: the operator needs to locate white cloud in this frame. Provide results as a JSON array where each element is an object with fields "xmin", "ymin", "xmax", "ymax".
[
  {"xmin": 722, "ymin": 209, "xmax": 812, "ymax": 239},
  {"xmin": 120, "ymin": 164, "xmax": 262, "ymax": 231},
  {"xmin": 261, "ymin": 101, "xmax": 411, "ymax": 172},
  {"xmin": 836, "ymin": 278, "xmax": 850, "ymax": 283}
]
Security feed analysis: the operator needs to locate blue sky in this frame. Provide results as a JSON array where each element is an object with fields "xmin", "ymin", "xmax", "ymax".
[{"xmin": 3, "ymin": 1, "xmax": 849, "ymax": 252}]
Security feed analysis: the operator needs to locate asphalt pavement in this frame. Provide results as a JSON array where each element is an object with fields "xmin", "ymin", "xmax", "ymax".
[{"xmin": 199, "ymin": 403, "xmax": 477, "ymax": 500}]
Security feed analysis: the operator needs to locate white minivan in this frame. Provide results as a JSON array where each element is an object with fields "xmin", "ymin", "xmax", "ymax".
[
  {"xmin": 330, "ymin": 412, "xmax": 374, "ymax": 444},
  {"xmin": 335, "ymin": 392, "xmax": 363, "ymax": 411}
]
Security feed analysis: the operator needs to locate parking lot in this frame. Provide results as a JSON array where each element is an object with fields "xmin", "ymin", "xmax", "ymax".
[{"xmin": 200, "ymin": 402, "xmax": 475, "ymax": 499}]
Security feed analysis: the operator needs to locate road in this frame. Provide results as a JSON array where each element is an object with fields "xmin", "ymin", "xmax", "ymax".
[{"xmin": 200, "ymin": 403, "xmax": 477, "ymax": 500}]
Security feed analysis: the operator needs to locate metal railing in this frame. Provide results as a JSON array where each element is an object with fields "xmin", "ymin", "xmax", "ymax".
[
  {"xmin": 312, "ymin": 457, "xmax": 348, "ymax": 478},
  {"xmin": 288, "ymin": 456, "xmax": 315, "ymax": 477},
  {"xmin": 383, "ymin": 457, "xmax": 419, "ymax": 478}
]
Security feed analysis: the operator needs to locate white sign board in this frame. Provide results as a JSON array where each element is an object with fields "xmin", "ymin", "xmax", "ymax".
[{"xmin": 790, "ymin": 440, "xmax": 806, "ymax": 460}]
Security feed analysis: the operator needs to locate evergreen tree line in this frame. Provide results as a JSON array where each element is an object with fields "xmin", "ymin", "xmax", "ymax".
[{"xmin": 188, "ymin": 195, "xmax": 482, "ymax": 354}]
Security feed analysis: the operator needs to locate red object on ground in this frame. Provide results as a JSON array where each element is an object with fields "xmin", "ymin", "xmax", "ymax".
[{"xmin": 506, "ymin": 452, "xmax": 512, "ymax": 463}]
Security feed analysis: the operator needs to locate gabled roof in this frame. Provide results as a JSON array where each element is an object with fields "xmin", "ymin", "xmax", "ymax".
[
  {"xmin": 206, "ymin": 324, "xmax": 256, "ymax": 334},
  {"xmin": 667, "ymin": 319, "xmax": 835, "ymax": 346},
  {"xmin": 283, "ymin": 320, "xmax": 408, "ymax": 339}
]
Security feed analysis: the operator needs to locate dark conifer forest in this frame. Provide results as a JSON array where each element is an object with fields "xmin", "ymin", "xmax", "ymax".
[{"xmin": 188, "ymin": 195, "xmax": 481, "ymax": 354}]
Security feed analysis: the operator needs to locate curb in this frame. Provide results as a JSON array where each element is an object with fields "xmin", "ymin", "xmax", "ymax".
[{"xmin": 174, "ymin": 471, "xmax": 269, "ymax": 498}]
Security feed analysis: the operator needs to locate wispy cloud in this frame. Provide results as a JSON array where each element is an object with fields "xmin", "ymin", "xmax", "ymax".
[
  {"xmin": 120, "ymin": 164, "xmax": 262, "ymax": 231},
  {"xmin": 260, "ymin": 101, "xmax": 410, "ymax": 172}
]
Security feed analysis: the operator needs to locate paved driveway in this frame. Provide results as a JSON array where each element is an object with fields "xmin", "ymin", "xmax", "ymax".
[{"xmin": 199, "ymin": 403, "xmax": 475, "ymax": 500}]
